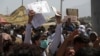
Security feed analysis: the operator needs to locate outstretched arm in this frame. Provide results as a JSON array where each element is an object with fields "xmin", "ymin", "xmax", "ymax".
[
  {"xmin": 24, "ymin": 10, "xmax": 35, "ymax": 44},
  {"xmin": 28, "ymin": 10, "xmax": 35, "ymax": 24},
  {"xmin": 56, "ymin": 30, "xmax": 79, "ymax": 56}
]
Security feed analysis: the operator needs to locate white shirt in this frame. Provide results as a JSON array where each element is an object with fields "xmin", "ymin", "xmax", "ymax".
[{"xmin": 49, "ymin": 23, "xmax": 64, "ymax": 54}]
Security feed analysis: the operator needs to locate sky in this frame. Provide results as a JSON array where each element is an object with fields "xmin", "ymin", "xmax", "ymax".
[{"xmin": 0, "ymin": 0, "xmax": 91, "ymax": 17}]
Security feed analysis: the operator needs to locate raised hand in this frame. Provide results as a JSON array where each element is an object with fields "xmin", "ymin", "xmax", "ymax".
[
  {"xmin": 55, "ymin": 11, "xmax": 62, "ymax": 24},
  {"xmin": 28, "ymin": 10, "xmax": 35, "ymax": 23}
]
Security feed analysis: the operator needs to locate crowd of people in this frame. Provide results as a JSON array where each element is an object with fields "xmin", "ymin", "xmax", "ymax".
[{"xmin": 0, "ymin": 10, "xmax": 100, "ymax": 56}]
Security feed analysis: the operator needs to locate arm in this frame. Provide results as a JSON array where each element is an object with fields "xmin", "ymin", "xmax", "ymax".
[
  {"xmin": 49, "ymin": 14, "xmax": 62, "ymax": 54},
  {"xmin": 28, "ymin": 10, "xmax": 35, "ymax": 24},
  {"xmin": 24, "ymin": 10, "xmax": 35, "ymax": 44},
  {"xmin": 56, "ymin": 30, "xmax": 79, "ymax": 56}
]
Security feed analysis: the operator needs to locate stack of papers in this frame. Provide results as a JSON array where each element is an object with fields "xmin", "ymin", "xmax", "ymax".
[
  {"xmin": 27, "ymin": 1, "xmax": 50, "ymax": 13},
  {"xmin": 31, "ymin": 13, "xmax": 46, "ymax": 28}
]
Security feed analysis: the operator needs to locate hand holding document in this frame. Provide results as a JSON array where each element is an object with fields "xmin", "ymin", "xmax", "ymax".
[
  {"xmin": 27, "ymin": 1, "xmax": 50, "ymax": 13},
  {"xmin": 27, "ymin": 1, "xmax": 47, "ymax": 28}
]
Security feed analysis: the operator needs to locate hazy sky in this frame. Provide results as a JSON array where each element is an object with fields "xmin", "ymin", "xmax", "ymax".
[{"xmin": 0, "ymin": 0, "xmax": 91, "ymax": 17}]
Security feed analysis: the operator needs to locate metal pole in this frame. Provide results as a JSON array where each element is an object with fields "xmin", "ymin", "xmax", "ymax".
[
  {"xmin": 22, "ymin": 0, "xmax": 23, "ymax": 6},
  {"xmin": 6, "ymin": 7, "xmax": 8, "ymax": 15},
  {"xmin": 60, "ymin": 0, "xmax": 63, "ymax": 18}
]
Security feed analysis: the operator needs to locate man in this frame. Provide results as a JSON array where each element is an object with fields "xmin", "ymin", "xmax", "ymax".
[
  {"xmin": 56, "ymin": 29, "xmax": 90, "ymax": 56},
  {"xmin": 48, "ymin": 12, "xmax": 65, "ymax": 56},
  {"xmin": 75, "ymin": 47, "xmax": 97, "ymax": 56}
]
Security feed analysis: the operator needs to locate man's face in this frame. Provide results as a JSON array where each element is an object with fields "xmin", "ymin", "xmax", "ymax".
[{"xmin": 65, "ymin": 47, "xmax": 75, "ymax": 56}]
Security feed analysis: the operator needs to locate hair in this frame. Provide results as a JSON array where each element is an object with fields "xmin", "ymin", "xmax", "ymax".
[
  {"xmin": 2, "ymin": 28, "xmax": 10, "ymax": 34},
  {"xmin": 3, "ymin": 40, "xmax": 13, "ymax": 56},
  {"xmin": 73, "ymin": 34, "xmax": 90, "ymax": 45},
  {"xmin": 47, "ymin": 25, "xmax": 56, "ymax": 34},
  {"xmin": 67, "ymin": 18, "xmax": 71, "ymax": 22},
  {"xmin": 31, "ymin": 34, "xmax": 41, "ymax": 44},
  {"xmin": 32, "ymin": 26, "xmax": 45, "ymax": 34},
  {"xmin": 90, "ymin": 32, "xmax": 98, "ymax": 37},
  {"xmin": 89, "ymin": 32, "xmax": 98, "ymax": 38},
  {"xmin": 14, "ymin": 26, "xmax": 25, "ymax": 34},
  {"xmin": 7, "ymin": 43, "xmax": 42, "ymax": 56},
  {"xmin": 89, "ymin": 32, "xmax": 98, "ymax": 42},
  {"xmin": 75, "ymin": 47, "xmax": 97, "ymax": 56}
]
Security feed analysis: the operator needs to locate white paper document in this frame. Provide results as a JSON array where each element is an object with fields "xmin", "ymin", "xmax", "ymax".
[
  {"xmin": 51, "ymin": 6, "xmax": 61, "ymax": 16},
  {"xmin": 31, "ymin": 13, "xmax": 46, "ymax": 28},
  {"xmin": 27, "ymin": 1, "xmax": 50, "ymax": 13}
]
